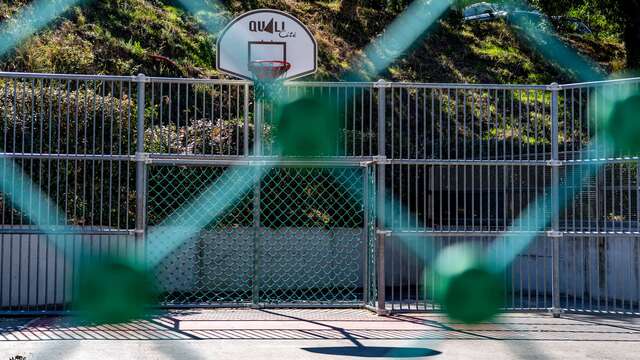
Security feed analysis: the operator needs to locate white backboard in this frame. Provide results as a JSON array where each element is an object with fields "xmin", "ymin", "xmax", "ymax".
[{"xmin": 217, "ymin": 9, "xmax": 317, "ymax": 81}]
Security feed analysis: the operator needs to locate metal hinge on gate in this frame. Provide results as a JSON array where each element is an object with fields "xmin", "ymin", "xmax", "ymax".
[
  {"xmin": 135, "ymin": 152, "xmax": 152, "ymax": 164},
  {"xmin": 373, "ymin": 155, "xmax": 391, "ymax": 165}
]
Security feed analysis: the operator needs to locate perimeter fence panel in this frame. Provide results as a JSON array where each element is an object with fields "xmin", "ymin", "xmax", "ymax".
[
  {"xmin": 1, "ymin": 71, "xmax": 639, "ymax": 315},
  {"xmin": 379, "ymin": 80, "xmax": 640, "ymax": 315},
  {"xmin": 556, "ymin": 79, "xmax": 640, "ymax": 315},
  {"xmin": 0, "ymin": 73, "xmax": 138, "ymax": 313}
]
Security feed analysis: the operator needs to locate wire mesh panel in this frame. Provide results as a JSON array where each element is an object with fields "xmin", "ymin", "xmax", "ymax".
[
  {"xmin": 257, "ymin": 166, "xmax": 368, "ymax": 304},
  {"xmin": 146, "ymin": 164, "xmax": 371, "ymax": 306},
  {"xmin": 147, "ymin": 166, "xmax": 255, "ymax": 305}
]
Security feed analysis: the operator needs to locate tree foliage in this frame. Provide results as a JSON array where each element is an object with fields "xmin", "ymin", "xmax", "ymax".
[{"xmin": 532, "ymin": 0, "xmax": 640, "ymax": 69}]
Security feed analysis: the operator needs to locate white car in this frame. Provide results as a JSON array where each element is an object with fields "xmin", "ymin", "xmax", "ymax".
[{"xmin": 463, "ymin": 2, "xmax": 508, "ymax": 22}]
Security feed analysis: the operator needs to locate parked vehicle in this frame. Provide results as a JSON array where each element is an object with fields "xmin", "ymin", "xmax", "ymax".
[
  {"xmin": 552, "ymin": 16, "xmax": 593, "ymax": 35},
  {"xmin": 464, "ymin": 3, "xmax": 593, "ymax": 36},
  {"xmin": 463, "ymin": 2, "xmax": 508, "ymax": 22}
]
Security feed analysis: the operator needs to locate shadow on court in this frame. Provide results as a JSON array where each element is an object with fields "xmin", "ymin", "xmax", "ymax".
[{"xmin": 302, "ymin": 346, "xmax": 441, "ymax": 357}]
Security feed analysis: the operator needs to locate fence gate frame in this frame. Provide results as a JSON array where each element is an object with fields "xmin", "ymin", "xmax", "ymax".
[{"xmin": 142, "ymin": 158, "xmax": 376, "ymax": 309}]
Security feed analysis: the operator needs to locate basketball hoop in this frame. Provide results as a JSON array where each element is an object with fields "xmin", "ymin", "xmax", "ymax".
[
  {"xmin": 249, "ymin": 60, "xmax": 291, "ymax": 81},
  {"xmin": 217, "ymin": 10, "xmax": 317, "ymax": 81}
]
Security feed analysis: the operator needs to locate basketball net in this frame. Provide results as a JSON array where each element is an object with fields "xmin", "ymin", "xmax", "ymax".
[{"xmin": 249, "ymin": 60, "xmax": 290, "ymax": 101}]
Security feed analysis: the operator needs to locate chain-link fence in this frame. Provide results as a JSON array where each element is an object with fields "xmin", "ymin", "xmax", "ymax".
[
  {"xmin": 147, "ymin": 164, "xmax": 374, "ymax": 306},
  {"xmin": 1, "ymin": 71, "xmax": 639, "ymax": 315}
]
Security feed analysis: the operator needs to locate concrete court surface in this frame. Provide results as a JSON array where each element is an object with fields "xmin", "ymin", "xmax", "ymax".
[{"xmin": 0, "ymin": 309, "xmax": 639, "ymax": 359}]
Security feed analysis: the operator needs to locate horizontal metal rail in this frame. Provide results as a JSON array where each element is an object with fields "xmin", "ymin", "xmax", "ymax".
[
  {"xmin": 0, "ymin": 152, "xmax": 133, "ymax": 161},
  {"xmin": 558, "ymin": 76, "xmax": 640, "ymax": 89},
  {"xmin": 0, "ymin": 71, "xmax": 136, "ymax": 82},
  {"xmin": 2, "ymin": 152, "xmax": 638, "ymax": 166},
  {"xmin": 389, "ymin": 159, "xmax": 550, "ymax": 166},
  {"xmin": 387, "ymin": 82, "xmax": 550, "ymax": 90},
  {"xmin": 390, "ymin": 230, "xmax": 640, "ymax": 238},
  {"xmin": 148, "ymin": 156, "xmax": 376, "ymax": 167},
  {"xmin": 0, "ymin": 228, "xmax": 134, "ymax": 235},
  {"xmin": 146, "ymin": 76, "xmax": 251, "ymax": 85}
]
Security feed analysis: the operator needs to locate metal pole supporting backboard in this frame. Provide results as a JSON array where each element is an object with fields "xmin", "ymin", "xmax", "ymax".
[
  {"xmin": 135, "ymin": 73, "xmax": 147, "ymax": 262},
  {"xmin": 252, "ymin": 86, "xmax": 262, "ymax": 305}
]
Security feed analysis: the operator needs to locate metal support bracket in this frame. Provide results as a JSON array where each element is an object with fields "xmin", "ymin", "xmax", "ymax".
[
  {"xmin": 132, "ymin": 73, "xmax": 150, "ymax": 83},
  {"xmin": 376, "ymin": 229, "xmax": 391, "ymax": 236},
  {"xmin": 374, "ymin": 79, "xmax": 391, "ymax": 88},
  {"xmin": 547, "ymin": 82, "xmax": 561, "ymax": 91},
  {"xmin": 546, "ymin": 231, "xmax": 563, "ymax": 238},
  {"xmin": 549, "ymin": 307, "xmax": 564, "ymax": 318},
  {"xmin": 135, "ymin": 152, "xmax": 152, "ymax": 164},
  {"xmin": 546, "ymin": 160, "xmax": 563, "ymax": 167},
  {"xmin": 373, "ymin": 155, "xmax": 390, "ymax": 165},
  {"xmin": 376, "ymin": 308, "xmax": 391, "ymax": 316}
]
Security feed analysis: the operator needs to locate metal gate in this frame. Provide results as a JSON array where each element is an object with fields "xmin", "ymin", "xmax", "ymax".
[{"xmin": 145, "ymin": 163, "xmax": 376, "ymax": 307}]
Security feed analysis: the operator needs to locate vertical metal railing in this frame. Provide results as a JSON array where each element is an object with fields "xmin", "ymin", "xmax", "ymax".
[{"xmin": 375, "ymin": 80, "xmax": 388, "ymax": 314}]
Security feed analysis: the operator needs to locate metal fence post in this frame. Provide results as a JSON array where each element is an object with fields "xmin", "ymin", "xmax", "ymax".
[
  {"xmin": 375, "ymin": 79, "xmax": 389, "ymax": 315},
  {"xmin": 252, "ymin": 84, "xmax": 262, "ymax": 305},
  {"xmin": 135, "ymin": 73, "xmax": 147, "ymax": 263},
  {"xmin": 550, "ymin": 82, "xmax": 562, "ymax": 318},
  {"xmin": 362, "ymin": 164, "xmax": 370, "ymax": 305}
]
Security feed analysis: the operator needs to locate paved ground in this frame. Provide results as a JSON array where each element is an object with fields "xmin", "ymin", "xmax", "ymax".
[{"xmin": 0, "ymin": 309, "xmax": 639, "ymax": 359}]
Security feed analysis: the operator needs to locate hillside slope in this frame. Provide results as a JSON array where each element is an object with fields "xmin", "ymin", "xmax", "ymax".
[{"xmin": 0, "ymin": 0, "xmax": 626, "ymax": 84}]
